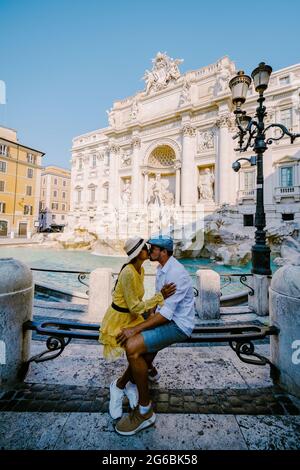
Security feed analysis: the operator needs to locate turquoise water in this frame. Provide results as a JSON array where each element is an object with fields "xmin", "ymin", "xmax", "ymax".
[{"xmin": 0, "ymin": 246, "xmax": 277, "ymax": 296}]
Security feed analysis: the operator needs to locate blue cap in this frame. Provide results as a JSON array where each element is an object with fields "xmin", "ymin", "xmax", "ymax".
[{"xmin": 148, "ymin": 235, "xmax": 173, "ymax": 251}]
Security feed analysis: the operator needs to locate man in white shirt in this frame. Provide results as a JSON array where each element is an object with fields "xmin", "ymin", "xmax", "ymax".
[{"xmin": 115, "ymin": 236, "xmax": 195, "ymax": 436}]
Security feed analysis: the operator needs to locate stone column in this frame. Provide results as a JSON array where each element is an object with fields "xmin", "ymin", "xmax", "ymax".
[
  {"xmin": 143, "ymin": 170, "xmax": 149, "ymax": 205},
  {"xmin": 131, "ymin": 136, "xmax": 141, "ymax": 205},
  {"xmin": 181, "ymin": 123, "xmax": 196, "ymax": 206},
  {"xmin": 195, "ymin": 269, "xmax": 220, "ymax": 319},
  {"xmin": 88, "ymin": 268, "xmax": 113, "ymax": 322},
  {"xmin": 175, "ymin": 162, "xmax": 181, "ymax": 206},
  {"xmin": 215, "ymin": 113, "xmax": 235, "ymax": 205},
  {"xmin": 108, "ymin": 143, "xmax": 120, "ymax": 208},
  {"xmin": 0, "ymin": 258, "xmax": 33, "ymax": 385},
  {"xmin": 270, "ymin": 265, "xmax": 300, "ymax": 397}
]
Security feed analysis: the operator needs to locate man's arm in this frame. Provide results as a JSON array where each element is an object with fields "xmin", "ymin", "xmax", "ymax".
[{"xmin": 157, "ymin": 273, "xmax": 190, "ymax": 321}]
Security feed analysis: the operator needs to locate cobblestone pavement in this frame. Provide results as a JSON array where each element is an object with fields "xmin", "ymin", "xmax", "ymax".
[{"xmin": 0, "ymin": 382, "xmax": 299, "ymax": 415}]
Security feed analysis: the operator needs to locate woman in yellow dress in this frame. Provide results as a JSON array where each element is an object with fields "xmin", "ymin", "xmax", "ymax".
[{"xmin": 99, "ymin": 236, "xmax": 176, "ymax": 419}]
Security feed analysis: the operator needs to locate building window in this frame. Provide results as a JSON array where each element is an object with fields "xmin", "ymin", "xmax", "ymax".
[
  {"xmin": 280, "ymin": 108, "xmax": 292, "ymax": 130},
  {"xmin": 61, "ymin": 215, "xmax": 65, "ymax": 221},
  {"xmin": 244, "ymin": 171, "xmax": 255, "ymax": 190},
  {"xmin": 54, "ymin": 178, "xmax": 58, "ymax": 185},
  {"xmin": 92, "ymin": 154, "xmax": 97, "ymax": 168},
  {"xmin": 0, "ymin": 202, "xmax": 6, "ymax": 213},
  {"xmin": 26, "ymin": 186, "xmax": 32, "ymax": 196},
  {"xmin": 77, "ymin": 190, "xmax": 82, "ymax": 203},
  {"xmin": 27, "ymin": 153, "xmax": 36, "ymax": 164},
  {"xmin": 78, "ymin": 158, "xmax": 83, "ymax": 170},
  {"xmin": 53, "ymin": 190, "xmax": 57, "ymax": 198},
  {"xmin": 52, "ymin": 214, "xmax": 56, "ymax": 220},
  {"xmin": 104, "ymin": 153, "xmax": 109, "ymax": 166},
  {"xmin": 90, "ymin": 187, "xmax": 96, "ymax": 203},
  {"xmin": 0, "ymin": 145, "xmax": 8, "ymax": 156},
  {"xmin": 63, "ymin": 180, "xmax": 66, "ymax": 187},
  {"xmin": 62, "ymin": 191, "xmax": 66, "ymax": 199},
  {"xmin": 282, "ymin": 213, "xmax": 294, "ymax": 221},
  {"xmin": 279, "ymin": 75, "xmax": 290, "ymax": 86},
  {"xmin": 243, "ymin": 214, "xmax": 254, "ymax": 226},
  {"xmin": 27, "ymin": 168, "xmax": 33, "ymax": 178},
  {"xmin": 0, "ymin": 161, "xmax": 6, "ymax": 172},
  {"xmin": 24, "ymin": 205, "xmax": 33, "ymax": 215},
  {"xmin": 280, "ymin": 166, "xmax": 293, "ymax": 187},
  {"xmin": 0, "ymin": 181, "xmax": 4, "ymax": 192},
  {"xmin": 51, "ymin": 203, "xmax": 59, "ymax": 210},
  {"xmin": 62, "ymin": 204, "xmax": 66, "ymax": 211}
]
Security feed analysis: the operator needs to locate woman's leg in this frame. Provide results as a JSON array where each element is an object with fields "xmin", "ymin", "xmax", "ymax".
[{"xmin": 116, "ymin": 365, "xmax": 134, "ymax": 389}]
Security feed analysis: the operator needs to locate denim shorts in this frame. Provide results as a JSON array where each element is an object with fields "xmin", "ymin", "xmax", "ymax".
[{"xmin": 141, "ymin": 321, "xmax": 189, "ymax": 353}]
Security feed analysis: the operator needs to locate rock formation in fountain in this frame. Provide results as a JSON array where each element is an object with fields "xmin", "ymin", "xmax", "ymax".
[{"xmin": 31, "ymin": 204, "xmax": 300, "ymax": 266}]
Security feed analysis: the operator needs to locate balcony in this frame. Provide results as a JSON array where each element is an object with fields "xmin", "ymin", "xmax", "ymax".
[
  {"xmin": 274, "ymin": 185, "xmax": 300, "ymax": 202},
  {"xmin": 237, "ymin": 189, "xmax": 255, "ymax": 204}
]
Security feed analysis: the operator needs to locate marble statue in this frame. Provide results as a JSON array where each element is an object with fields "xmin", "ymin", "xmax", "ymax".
[
  {"xmin": 106, "ymin": 108, "xmax": 115, "ymax": 127},
  {"xmin": 121, "ymin": 179, "xmax": 131, "ymax": 205},
  {"xmin": 130, "ymin": 99, "xmax": 139, "ymax": 120},
  {"xmin": 147, "ymin": 174, "xmax": 175, "ymax": 206},
  {"xmin": 198, "ymin": 168, "xmax": 215, "ymax": 200},
  {"xmin": 179, "ymin": 78, "xmax": 191, "ymax": 106},
  {"xmin": 214, "ymin": 65, "xmax": 231, "ymax": 96}
]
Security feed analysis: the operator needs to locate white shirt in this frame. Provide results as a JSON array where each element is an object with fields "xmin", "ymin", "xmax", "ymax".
[{"xmin": 155, "ymin": 256, "xmax": 195, "ymax": 336}]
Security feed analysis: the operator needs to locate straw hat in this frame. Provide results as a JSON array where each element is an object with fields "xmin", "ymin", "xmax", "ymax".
[{"xmin": 124, "ymin": 237, "xmax": 147, "ymax": 261}]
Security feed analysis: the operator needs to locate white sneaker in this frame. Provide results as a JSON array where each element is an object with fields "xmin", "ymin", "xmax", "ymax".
[
  {"xmin": 109, "ymin": 379, "xmax": 125, "ymax": 419},
  {"xmin": 124, "ymin": 381, "xmax": 139, "ymax": 409}
]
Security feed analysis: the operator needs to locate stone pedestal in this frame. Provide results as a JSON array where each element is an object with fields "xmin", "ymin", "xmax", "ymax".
[
  {"xmin": 195, "ymin": 269, "xmax": 220, "ymax": 319},
  {"xmin": 88, "ymin": 268, "xmax": 113, "ymax": 322},
  {"xmin": 0, "ymin": 258, "xmax": 33, "ymax": 386},
  {"xmin": 248, "ymin": 274, "xmax": 270, "ymax": 316},
  {"xmin": 270, "ymin": 265, "xmax": 300, "ymax": 398}
]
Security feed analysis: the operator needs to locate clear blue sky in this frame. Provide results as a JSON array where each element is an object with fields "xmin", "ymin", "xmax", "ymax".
[{"xmin": 0, "ymin": 0, "xmax": 299, "ymax": 169}]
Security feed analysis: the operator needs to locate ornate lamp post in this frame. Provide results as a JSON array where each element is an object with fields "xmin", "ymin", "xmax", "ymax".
[{"xmin": 229, "ymin": 63, "xmax": 300, "ymax": 276}]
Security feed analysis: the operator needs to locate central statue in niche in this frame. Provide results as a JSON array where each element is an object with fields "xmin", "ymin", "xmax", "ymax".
[{"xmin": 147, "ymin": 174, "xmax": 175, "ymax": 206}]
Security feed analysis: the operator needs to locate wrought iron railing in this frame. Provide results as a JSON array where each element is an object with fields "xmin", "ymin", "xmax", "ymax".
[
  {"xmin": 219, "ymin": 273, "xmax": 254, "ymax": 297},
  {"xmin": 30, "ymin": 268, "xmax": 90, "ymax": 295},
  {"xmin": 31, "ymin": 268, "xmax": 259, "ymax": 301}
]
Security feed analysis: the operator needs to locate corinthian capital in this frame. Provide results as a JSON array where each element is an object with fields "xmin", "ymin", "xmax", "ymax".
[
  {"xmin": 215, "ymin": 113, "xmax": 235, "ymax": 129},
  {"xmin": 108, "ymin": 143, "xmax": 120, "ymax": 154},
  {"xmin": 182, "ymin": 124, "xmax": 196, "ymax": 137},
  {"xmin": 131, "ymin": 136, "xmax": 141, "ymax": 148}
]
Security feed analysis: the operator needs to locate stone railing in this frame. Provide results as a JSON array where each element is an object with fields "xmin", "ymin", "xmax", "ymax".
[
  {"xmin": 237, "ymin": 189, "xmax": 255, "ymax": 201},
  {"xmin": 274, "ymin": 185, "xmax": 300, "ymax": 202}
]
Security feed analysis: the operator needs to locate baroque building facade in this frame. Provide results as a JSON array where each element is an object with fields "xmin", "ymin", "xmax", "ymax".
[
  {"xmin": 69, "ymin": 53, "xmax": 300, "ymax": 239},
  {"xmin": 0, "ymin": 125, "xmax": 45, "ymax": 237}
]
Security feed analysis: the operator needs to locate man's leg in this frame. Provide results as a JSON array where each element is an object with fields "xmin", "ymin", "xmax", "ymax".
[
  {"xmin": 116, "ymin": 366, "xmax": 134, "ymax": 389},
  {"xmin": 125, "ymin": 334, "xmax": 150, "ymax": 406}
]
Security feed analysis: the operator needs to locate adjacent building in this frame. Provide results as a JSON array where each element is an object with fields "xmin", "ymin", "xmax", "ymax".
[
  {"xmin": 39, "ymin": 165, "xmax": 71, "ymax": 231},
  {"xmin": 0, "ymin": 126, "xmax": 45, "ymax": 237},
  {"xmin": 68, "ymin": 54, "xmax": 300, "ymax": 239}
]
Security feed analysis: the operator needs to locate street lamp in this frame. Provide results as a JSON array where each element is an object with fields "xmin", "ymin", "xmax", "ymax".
[{"xmin": 229, "ymin": 62, "xmax": 300, "ymax": 276}]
